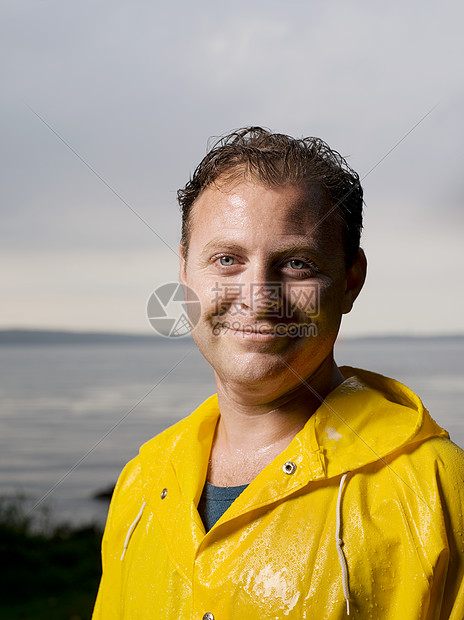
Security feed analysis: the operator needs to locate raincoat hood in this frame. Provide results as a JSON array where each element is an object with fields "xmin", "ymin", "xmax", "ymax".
[
  {"xmin": 93, "ymin": 367, "xmax": 464, "ymax": 619},
  {"xmin": 311, "ymin": 366, "xmax": 448, "ymax": 477}
]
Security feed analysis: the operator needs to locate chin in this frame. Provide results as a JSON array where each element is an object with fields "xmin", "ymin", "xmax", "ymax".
[{"xmin": 212, "ymin": 349, "xmax": 300, "ymax": 390}]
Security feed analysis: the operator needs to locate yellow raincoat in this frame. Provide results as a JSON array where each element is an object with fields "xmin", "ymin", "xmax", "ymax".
[{"xmin": 93, "ymin": 368, "xmax": 464, "ymax": 619}]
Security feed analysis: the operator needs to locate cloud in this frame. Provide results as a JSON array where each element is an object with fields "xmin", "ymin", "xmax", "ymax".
[{"xmin": 1, "ymin": 0, "xmax": 463, "ymax": 332}]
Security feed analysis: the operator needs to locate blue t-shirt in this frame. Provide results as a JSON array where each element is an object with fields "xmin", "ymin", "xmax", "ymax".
[{"xmin": 198, "ymin": 481, "xmax": 249, "ymax": 532}]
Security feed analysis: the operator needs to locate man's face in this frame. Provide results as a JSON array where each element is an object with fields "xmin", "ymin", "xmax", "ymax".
[{"xmin": 180, "ymin": 179, "xmax": 364, "ymax": 399}]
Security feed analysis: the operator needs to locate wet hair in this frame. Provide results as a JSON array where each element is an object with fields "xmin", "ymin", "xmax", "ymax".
[{"xmin": 177, "ymin": 126, "xmax": 363, "ymax": 267}]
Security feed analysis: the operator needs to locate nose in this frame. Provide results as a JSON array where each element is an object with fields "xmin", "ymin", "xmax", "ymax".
[
  {"xmin": 238, "ymin": 262, "xmax": 282, "ymax": 317},
  {"xmin": 243, "ymin": 281, "xmax": 282, "ymax": 317}
]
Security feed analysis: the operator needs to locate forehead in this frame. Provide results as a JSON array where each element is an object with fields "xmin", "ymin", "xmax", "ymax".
[{"xmin": 188, "ymin": 180, "xmax": 341, "ymax": 249}]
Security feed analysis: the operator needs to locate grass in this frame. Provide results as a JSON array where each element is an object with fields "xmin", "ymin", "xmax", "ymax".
[{"xmin": 0, "ymin": 496, "xmax": 103, "ymax": 620}]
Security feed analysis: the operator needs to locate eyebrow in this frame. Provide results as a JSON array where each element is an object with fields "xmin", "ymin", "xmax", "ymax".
[
  {"xmin": 200, "ymin": 239, "xmax": 247, "ymax": 256},
  {"xmin": 199, "ymin": 237, "xmax": 324, "ymax": 259}
]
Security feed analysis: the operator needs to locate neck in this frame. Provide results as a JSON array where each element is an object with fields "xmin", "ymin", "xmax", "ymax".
[{"xmin": 208, "ymin": 358, "xmax": 344, "ymax": 486}]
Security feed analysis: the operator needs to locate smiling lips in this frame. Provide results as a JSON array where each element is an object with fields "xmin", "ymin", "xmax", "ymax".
[
  {"xmin": 214, "ymin": 322, "xmax": 280, "ymax": 333},
  {"xmin": 213, "ymin": 321, "xmax": 307, "ymax": 338},
  {"xmin": 228, "ymin": 328, "xmax": 283, "ymax": 342}
]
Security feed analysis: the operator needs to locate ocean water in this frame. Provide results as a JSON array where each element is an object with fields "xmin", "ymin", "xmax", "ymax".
[{"xmin": 0, "ymin": 336, "xmax": 463, "ymax": 527}]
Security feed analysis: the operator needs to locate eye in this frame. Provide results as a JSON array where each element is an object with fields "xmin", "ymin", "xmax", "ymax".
[
  {"xmin": 218, "ymin": 256, "xmax": 235, "ymax": 266},
  {"xmin": 281, "ymin": 257, "xmax": 319, "ymax": 278},
  {"xmin": 284, "ymin": 259, "xmax": 310, "ymax": 271},
  {"xmin": 288, "ymin": 259, "xmax": 306, "ymax": 270}
]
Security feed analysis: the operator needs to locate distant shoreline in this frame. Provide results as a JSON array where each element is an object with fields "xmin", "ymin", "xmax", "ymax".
[
  {"xmin": 1, "ymin": 329, "xmax": 463, "ymax": 346},
  {"xmin": 0, "ymin": 329, "xmax": 163, "ymax": 345}
]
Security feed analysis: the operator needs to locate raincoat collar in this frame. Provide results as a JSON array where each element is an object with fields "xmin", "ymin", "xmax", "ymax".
[
  {"xmin": 139, "ymin": 366, "xmax": 448, "ymax": 522},
  {"xmin": 147, "ymin": 366, "xmax": 447, "ymax": 484}
]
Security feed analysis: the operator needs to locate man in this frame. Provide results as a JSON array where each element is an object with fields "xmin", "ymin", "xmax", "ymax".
[{"xmin": 93, "ymin": 127, "xmax": 464, "ymax": 618}]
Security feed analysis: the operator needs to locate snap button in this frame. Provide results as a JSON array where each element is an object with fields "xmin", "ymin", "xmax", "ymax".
[
  {"xmin": 283, "ymin": 461, "xmax": 297, "ymax": 475},
  {"xmin": 161, "ymin": 488, "xmax": 168, "ymax": 499},
  {"xmin": 203, "ymin": 613, "xmax": 214, "ymax": 620}
]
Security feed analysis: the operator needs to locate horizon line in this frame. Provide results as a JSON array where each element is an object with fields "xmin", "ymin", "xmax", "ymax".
[{"xmin": 0, "ymin": 327, "xmax": 463, "ymax": 342}]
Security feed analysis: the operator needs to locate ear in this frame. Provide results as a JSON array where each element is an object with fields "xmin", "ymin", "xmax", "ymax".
[
  {"xmin": 179, "ymin": 243, "xmax": 187, "ymax": 285},
  {"xmin": 342, "ymin": 249, "xmax": 367, "ymax": 314}
]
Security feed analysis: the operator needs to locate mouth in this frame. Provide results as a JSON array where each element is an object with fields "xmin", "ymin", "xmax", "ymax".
[
  {"xmin": 229, "ymin": 328, "xmax": 282, "ymax": 342},
  {"xmin": 212, "ymin": 321, "xmax": 309, "ymax": 340}
]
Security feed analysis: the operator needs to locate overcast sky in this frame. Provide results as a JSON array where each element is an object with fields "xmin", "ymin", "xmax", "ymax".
[{"xmin": 1, "ymin": 0, "xmax": 463, "ymax": 336}]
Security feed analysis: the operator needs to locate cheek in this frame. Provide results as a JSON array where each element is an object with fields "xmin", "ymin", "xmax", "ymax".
[
  {"xmin": 187, "ymin": 274, "xmax": 225, "ymax": 318},
  {"xmin": 286, "ymin": 282, "xmax": 321, "ymax": 319},
  {"xmin": 286, "ymin": 277, "xmax": 345, "ymax": 320},
  {"xmin": 296, "ymin": 279, "xmax": 347, "ymax": 329},
  {"xmin": 317, "ymin": 286, "xmax": 347, "ymax": 328}
]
